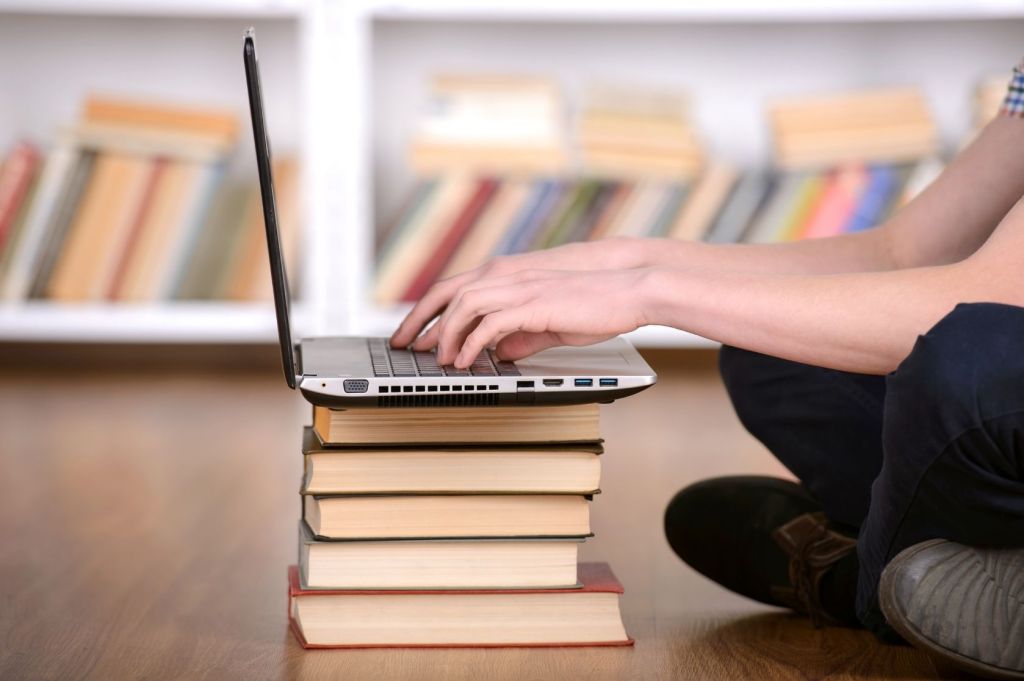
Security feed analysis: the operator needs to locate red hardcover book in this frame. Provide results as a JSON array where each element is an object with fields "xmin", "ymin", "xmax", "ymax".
[
  {"xmin": 0, "ymin": 142, "xmax": 41, "ymax": 254},
  {"xmin": 288, "ymin": 561, "xmax": 633, "ymax": 649},
  {"xmin": 400, "ymin": 178, "xmax": 499, "ymax": 302}
]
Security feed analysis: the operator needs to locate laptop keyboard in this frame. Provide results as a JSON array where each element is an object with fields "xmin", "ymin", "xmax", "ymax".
[{"xmin": 368, "ymin": 339, "xmax": 520, "ymax": 378}]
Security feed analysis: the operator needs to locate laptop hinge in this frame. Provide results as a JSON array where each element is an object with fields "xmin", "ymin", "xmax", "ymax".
[{"xmin": 293, "ymin": 343, "xmax": 307, "ymax": 378}]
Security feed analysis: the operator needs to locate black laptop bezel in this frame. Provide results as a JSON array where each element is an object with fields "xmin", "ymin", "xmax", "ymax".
[{"xmin": 243, "ymin": 28, "xmax": 297, "ymax": 389}]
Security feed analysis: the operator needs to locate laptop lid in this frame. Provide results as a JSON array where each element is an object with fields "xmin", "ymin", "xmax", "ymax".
[{"xmin": 243, "ymin": 28, "xmax": 296, "ymax": 389}]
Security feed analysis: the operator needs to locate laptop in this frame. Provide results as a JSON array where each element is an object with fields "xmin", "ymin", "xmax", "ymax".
[{"xmin": 243, "ymin": 29, "xmax": 657, "ymax": 408}]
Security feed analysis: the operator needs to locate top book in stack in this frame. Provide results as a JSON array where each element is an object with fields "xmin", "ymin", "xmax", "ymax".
[
  {"xmin": 313, "ymin": 403, "xmax": 600, "ymax": 446},
  {"xmin": 576, "ymin": 85, "xmax": 704, "ymax": 179},
  {"xmin": 410, "ymin": 74, "xmax": 567, "ymax": 175},
  {"xmin": 768, "ymin": 87, "xmax": 937, "ymax": 169}
]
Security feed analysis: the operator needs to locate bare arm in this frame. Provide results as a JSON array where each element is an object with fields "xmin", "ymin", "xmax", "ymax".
[
  {"xmin": 642, "ymin": 198, "xmax": 1024, "ymax": 374},
  {"xmin": 430, "ymin": 200, "xmax": 1024, "ymax": 375}
]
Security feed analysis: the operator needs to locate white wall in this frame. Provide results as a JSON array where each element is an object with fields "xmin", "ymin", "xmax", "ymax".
[{"xmin": 0, "ymin": 13, "xmax": 301, "ymax": 177}]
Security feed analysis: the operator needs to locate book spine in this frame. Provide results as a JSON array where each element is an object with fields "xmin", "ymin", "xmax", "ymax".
[
  {"xmin": 565, "ymin": 181, "xmax": 616, "ymax": 244},
  {"xmin": 705, "ymin": 173, "xmax": 773, "ymax": 244},
  {"xmin": 502, "ymin": 180, "xmax": 562, "ymax": 255},
  {"xmin": 0, "ymin": 142, "xmax": 41, "ymax": 255},
  {"xmin": 537, "ymin": 180, "xmax": 599, "ymax": 249},
  {"xmin": 160, "ymin": 162, "xmax": 225, "ymax": 299},
  {"xmin": 28, "ymin": 151, "xmax": 96, "ymax": 299},
  {"xmin": 647, "ymin": 183, "xmax": 688, "ymax": 238},
  {"xmin": 776, "ymin": 173, "xmax": 827, "ymax": 242},
  {"xmin": 105, "ymin": 159, "xmax": 166, "ymax": 299},
  {"xmin": 401, "ymin": 177, "xmax": 499, "ymax": 302},
  {"xmin": 0, "ymin": 144, "xmax": 79, "ymax": 301},
  {"xmin": 844, "ymin": 165, "xmax": 897, "ymax": 233},
  {"xmin": 799, "ymin": 164, "xmax": 868, "ymax": 240}
]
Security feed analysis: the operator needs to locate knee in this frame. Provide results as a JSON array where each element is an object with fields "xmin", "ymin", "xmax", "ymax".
[{"xmin": 887, "ymin": 303, "xmax": 1024, "ymax": 423}]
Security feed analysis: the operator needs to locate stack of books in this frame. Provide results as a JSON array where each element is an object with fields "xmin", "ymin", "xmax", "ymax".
[
  {"xmin": 289, "ymin": 403, "xmax": 632, "ymax": 648},
  {"xmin": 576, "ymin": 85, "xmax": 704, "ymax": 179},
  {"xmin": 409, "ymin": 74, "xmax": 567, "ymax": 176},
  {"xmin": 0, "ymin": 96, "xmax": 300, "ymax": 303},
  {"xmin": 768, "ymin": 87, "xmax": 938, "ymax": 170}
]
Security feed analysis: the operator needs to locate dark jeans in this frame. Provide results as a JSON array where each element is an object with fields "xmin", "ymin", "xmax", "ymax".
[{"xmin": 719, "ymin": 302, "xmax": 1024, "ymax": 635}]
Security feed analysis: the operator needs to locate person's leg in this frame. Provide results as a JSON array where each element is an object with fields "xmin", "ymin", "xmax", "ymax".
[
  {"xmin": 857, "ymin": 303, "xmax": 1024, "ymax": 636},
  {"xmin": 664, "ymin": 346, "xmax": 888, "ymax": 625},
  {"xmin": 718, "ymin": 345, "xmax": 887, "ymax": 530}
]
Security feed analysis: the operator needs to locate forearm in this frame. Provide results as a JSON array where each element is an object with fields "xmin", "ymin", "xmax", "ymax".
[
  {"xmin": 881, "ymin": 115, "xmax": 1024, "ymax": 268},
  {"xmin": 630, "ymin": 229, "xmax": 897, "ymax": 276},
  {"xmin": 642, "ymin": 257, "xmax": 1008, "ymax": 375}
]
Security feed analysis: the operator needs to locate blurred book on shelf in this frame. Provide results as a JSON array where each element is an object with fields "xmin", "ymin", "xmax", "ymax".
[
  {"xmin": 374, "ymin": 82, "xmax": 954, "ymax": 306},
  {"xmin": 767, "ymin": 87, "xmax": 938, "ymax": 170},
  {"xmin": 974, "ymin": 74, "xmax": 1008, "ymax": 130},
  {"xmin": 577, "ymin": 85, "xmax": 704, "ymax": 179},
  {"xmin": 410, "ymin": 74, "xmax": 567, "ymax": 175},
  {"xmin": 0, "ymin": 96, "xmax": 301, "ymax": 304}
]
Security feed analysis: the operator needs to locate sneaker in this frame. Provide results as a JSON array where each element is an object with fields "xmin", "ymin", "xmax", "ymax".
[
  {"xmin": 879, "ymin": 539, "xmax": 1024, "ymax": 680},
  {"xmin": 665, "ymin": 476, "xmax": 859, "ymax": 626}
]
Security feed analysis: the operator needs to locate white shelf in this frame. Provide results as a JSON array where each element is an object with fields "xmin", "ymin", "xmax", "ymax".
[
  {"xmin": 365, "ymin": 0, "xmax": 1024, "ymax": 23},
  {"xmin": 0, "ymin": 302, "xmax": 310, "ymax": 343},
  {"xmin": 0, "ymin": 0, "xmax": 303, "ymax": 18}
]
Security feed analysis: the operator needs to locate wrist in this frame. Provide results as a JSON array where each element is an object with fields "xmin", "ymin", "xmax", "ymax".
[{"xmin": 636, "ymin": 266, "xmax": 686, "ymax": 327}]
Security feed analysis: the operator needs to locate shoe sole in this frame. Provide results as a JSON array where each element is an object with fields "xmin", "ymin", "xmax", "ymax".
[{"xmin": 879, "ymin": 539, "xmax": 1024, "ymax": 681}]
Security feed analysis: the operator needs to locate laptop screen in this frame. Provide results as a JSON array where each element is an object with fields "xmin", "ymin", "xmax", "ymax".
[{"xmin": 243, "ymin": 28, "xmax": 296, "ymax": 389}]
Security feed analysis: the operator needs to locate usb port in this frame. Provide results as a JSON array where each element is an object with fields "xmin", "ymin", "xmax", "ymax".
[
  {"xmin": 599, "ymin": 378, "xmax": 618, "ymax": 387},
  {"xmin": 542, "ymin": 379, "xmax": 563, "ymax": 387},
  {"xmin": 574, "ymin": 378, "xmax": 593, "ymax": 387},
  {"xmin": 516, "ymin": 380, "xmax": 535, "ymax": 388}
]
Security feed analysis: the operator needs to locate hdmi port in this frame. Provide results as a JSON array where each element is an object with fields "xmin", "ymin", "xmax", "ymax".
[{"xmin": 542, "ymin": 379, "xmax": 564, "ymax": 387}]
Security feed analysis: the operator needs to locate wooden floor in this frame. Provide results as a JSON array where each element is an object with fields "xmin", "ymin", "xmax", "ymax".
[{"xmin": 0, "ymin": 348, "xmax": 953, "ymax": 680}]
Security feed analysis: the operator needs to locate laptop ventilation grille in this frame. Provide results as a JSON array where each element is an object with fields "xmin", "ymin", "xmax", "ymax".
[{"xmin": 378, "ymin": 393, "xmax": 500, "ymax": 408}]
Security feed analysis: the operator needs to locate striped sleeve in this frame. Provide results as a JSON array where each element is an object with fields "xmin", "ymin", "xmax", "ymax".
[{"xmin": 1000, "ymin": 58, "xmax": 1024, "ymax": 117}]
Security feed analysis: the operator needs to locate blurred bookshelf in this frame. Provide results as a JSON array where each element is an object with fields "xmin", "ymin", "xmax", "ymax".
[{"xmin": 0, "ymin": 2, "xmax": 1022, "ymax": 349}]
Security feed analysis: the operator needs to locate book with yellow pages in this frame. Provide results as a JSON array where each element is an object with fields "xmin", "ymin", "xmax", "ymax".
[
  {"xmin": 302, "ymin": 427, "xmax": 602, "ymax": 495},
  {"xmin": 298, "ymin": 521, "xmax": 583, "ymax": 590},
  {"xmin": 303, "ymin": 493, "xmax": 593, "ymax": 541},
  {"xmin": 312, "ymin": 404, "xmax": 601, "ymax": 446},
  {"xmin": 288, "ymin": 561, "xmax": 632, "ymax": 648}
]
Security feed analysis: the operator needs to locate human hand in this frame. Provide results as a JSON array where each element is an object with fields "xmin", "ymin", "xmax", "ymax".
[
  {"xmin": 390, "ymin": 238, "xmax": 648, "ymax": 349},
  {"xmin": 418, "ymin": 267, "xmax": 656, "ymax": 369}
]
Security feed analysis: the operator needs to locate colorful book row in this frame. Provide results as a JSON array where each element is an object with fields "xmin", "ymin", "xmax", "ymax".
[
  {"xmin": 0, "ymin": 139, "xmax": 300, "ymax": 303},
  {"xmin": 374, "ymin": 157, "xmax": 943, "ymax": 305}
]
